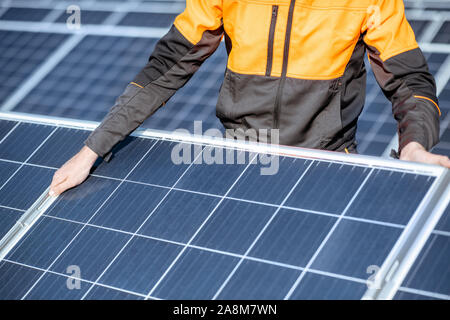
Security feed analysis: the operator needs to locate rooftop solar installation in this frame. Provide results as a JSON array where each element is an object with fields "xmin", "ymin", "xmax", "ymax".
[{"xmin": 0, "ymin": 112, "xmax": 448, "ymax": 300}]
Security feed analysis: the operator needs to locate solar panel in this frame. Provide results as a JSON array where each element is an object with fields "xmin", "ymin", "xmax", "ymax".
[
  {"xmin": 0, "ymin": 112, "xmax": 448, "ymax": 300},
  {"xmin": 117, "ymin": 12, "xmax": 177, "ymax": 28},
  {"xmin": 13, "ymin": 34, "xmax": 226, "ymax": 132},
  {"xmin": 0, "ymin": 31, "xmax": 68, "ymax": 105},
  {"xmin": 13, "ymin": 35, "xmax": 159, "ymax": 120}
]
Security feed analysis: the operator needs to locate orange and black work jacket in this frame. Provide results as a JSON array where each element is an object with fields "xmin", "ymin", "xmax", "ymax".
[{"xmin": 85, "ymin": 0, "xmax": 441, "ymax": 159}]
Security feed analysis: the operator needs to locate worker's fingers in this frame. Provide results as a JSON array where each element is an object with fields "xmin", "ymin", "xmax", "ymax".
[
  {"xmin": 50, "ymin": 178, "xmax": 76, "ymax": 196},
  {"xmin": 50, "ymin": 170, "xmax": 65, "ymax": 186},
  {"xmin": 438, "ymin": 155, "xmax": 450, "ymax": 169}
]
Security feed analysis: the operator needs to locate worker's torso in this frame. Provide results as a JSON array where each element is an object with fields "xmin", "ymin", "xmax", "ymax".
[{"xmin": 178, "ymin": 1, "xmax": 380, "ymax": 150}]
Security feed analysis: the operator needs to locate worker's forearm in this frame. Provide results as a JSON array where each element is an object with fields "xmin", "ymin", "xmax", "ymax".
[
  {"xmin": 85, "ymin": 25, "xmax": 223, "ymax": 159},
  {"xmin": 394, "ymin": 96, "xmax": 440, "ymax": 153}
]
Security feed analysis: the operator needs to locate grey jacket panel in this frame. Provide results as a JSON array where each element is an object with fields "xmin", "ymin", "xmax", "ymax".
[{"xmin": 217, "ymin": 69, "xmax": 344, "ymax": 149}]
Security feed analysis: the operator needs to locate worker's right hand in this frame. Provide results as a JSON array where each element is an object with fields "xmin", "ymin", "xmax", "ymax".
[{"xmin": 49, "ymin": 145, "xmax": 99, "ymax": 197}]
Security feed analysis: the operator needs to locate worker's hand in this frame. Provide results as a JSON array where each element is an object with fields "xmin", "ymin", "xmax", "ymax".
[
  {"xmin": 49, "ymin": 146, "xmax": 98, "ymax": 196},
  {"xmin": 400, "ymin": 141, "xmax": 450, "ymax": 168}
]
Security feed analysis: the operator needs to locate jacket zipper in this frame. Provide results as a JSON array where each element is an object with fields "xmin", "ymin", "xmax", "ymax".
[
  {"xmin": 266, "ymin": 5, "xmax": 279, "ymax": 77},
  {"xmin": 273, "ymin": 0, "xmax": 296, "ymax": 129}
]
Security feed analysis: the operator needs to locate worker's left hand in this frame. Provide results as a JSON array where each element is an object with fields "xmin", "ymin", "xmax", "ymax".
[{"xmin": 400, "ymin": 141, "xmax": 450, "ymax": 168}]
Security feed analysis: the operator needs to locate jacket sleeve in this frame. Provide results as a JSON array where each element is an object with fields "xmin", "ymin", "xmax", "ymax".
[
  {"xmin": 85, "ymin": 0, "xmax": 223, "ymax": 159},
  {"xmin": 363, "ymin": 0, "xmax": 440, "ymax": 153}
]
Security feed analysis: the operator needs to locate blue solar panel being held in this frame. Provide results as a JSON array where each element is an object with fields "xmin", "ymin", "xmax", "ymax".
[{"xmin": 0, "ymin": 119, "xmax": 445, "ymax": 300}]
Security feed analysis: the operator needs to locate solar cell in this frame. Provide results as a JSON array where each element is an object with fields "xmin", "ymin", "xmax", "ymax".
[
  {"xmin": 0, "ymin": 7, "xmax": 51, "ymax": 22},
  {"xmin": 117, "ymin": 12, "xmax": 177, "ymax": 28},
  {"xmin": 433, "ymin": 21, "xmax": 450, "ymax": 43},
  {"xmin": 0, "ymin": 114, "xmax": 447, "ymax": 300}
]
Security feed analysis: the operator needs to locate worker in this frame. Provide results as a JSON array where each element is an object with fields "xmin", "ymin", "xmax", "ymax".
[{"xmin": 49, "ymin": 0, "xmax": 450, "ymax": 196}]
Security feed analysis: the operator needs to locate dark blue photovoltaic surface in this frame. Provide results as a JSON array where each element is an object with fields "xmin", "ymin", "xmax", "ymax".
[
  {"xmin": 217, "ymin": 260, "xmax": 301, "ymax": 300},
  {"xmin": 436, "ymin": 205, "xmax": 450, "ymax": 232},
  {"xmin": 434, "ymin": 21, "xmax": 450, "ymax": 43},
  {"xmin": 396, "ymin": 204, "xmax": 450, "ymax": 299},
  {"xmin": 0, "ymin": 122, "xmax": 54, "ymax": 162},
  {"xmin": 174, "ymin": 148, "xmax": 252, "ymax": 195},
  {"xmin": 128, "ymin": 140, "xmax": 202, "ymax": 187},
  {"xmin": 0, "ymin": 207, "xmax": 21, "ymax": 239},
  {"xmin": 14, "ymin": 36, "xmax": 158, "ymax": 120},
  {"xmin": 249, "ymin": 209, "xmax": 336, "ymax": 267},
  {"xmin": 312, "ymin": 220, "xmax": 403, "ymax": 279},
  {"xmin": 45, "ymin": 176, "xmax": 120, "ymax": 223},
  {"xmin": 0, "ymin": 261, "xmax": 43, "ymax": 299},
  {"xmin": 118, "ymin": 12, "xmax": 177, "ymax": 27},
  {"xmin": 98, "ymin": 236, "xmax": 182, "ymax": 295},
  {"xmin": 0, "ymin": 121, "xmax": 444, "ymax": 300},
  {"xmin": 395, "ymin": 291, "xmax": 436, "ymax": 300},
  {"xmin": 0, "ymin": 120, "xmax": 16, "ymax": 141},
  {"xmin": 13, "ymin": 38, "xmax": 226, "ymax": 132},
  {"xmin": 0, "ymin": 7, "xmax": 51, "ymax": 21},
  {"xmin": 400, "ymin": 234, "xmax": 450, "ymax": 297},
  {"xmin": 93, "ymin": 137, "xmax": 156, "ymax": 179},
  {"xmin": 84, "ymin": 285, "xmax": 142, "ymax": 300},
  {"xmin": 192, "ymin": 199, "xmax": 276, "ymax": 254},
  {"xmin": 0, "ymin": 160, "xmax": 20, "ymax": 187},
  {"xmin": 229, "ymin": 157, "xmax": 310, "ymax": 205},
  {"xmin": 90, "ymin": 182, "xmax": 168, "ymax": 233},
  {"xmin": 347, "ymin": 170, "xmax": 435, "ymax": 225},
  {"xmin": 25, "ymin": 273, "xmax": 90, "ymax": 300},
  {"xmin": 153, "ymin": 248, "xmax": 240, "ymax": 299},
  {"xmin": 6, "ymin": 216, "xmax": 82, "ymax": 269},
  {"xmin": 289, "ymin": 272, "xmax": 367, "ymax": 300},
  {"xmin": 50, "ymin": 226, "xmax": 130, "ymax": 281},
  {"xmin": 0, "ymin": 165, "xmax": 54, "ymax": 210},
  {"xmin": 139, "ymin": 190, "xmax": 219, "ymax": 243},
  {"xmin": 284, "ymin": 163, "xmax": 369, "ymax": 213},
  {"xmin": 29, "ymin": 127, "xmax": 90, "ymax": 168},
  {"xmin": 0, "ymin": 31, "xmax": 68, "ymax": 105},
  {"xmin": 408, "ymin": 19, "xmax": 429, "ymax": 38}
]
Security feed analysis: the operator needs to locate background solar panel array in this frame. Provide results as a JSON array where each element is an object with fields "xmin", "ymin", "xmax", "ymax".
[
  {"xmin": 1, "ymin": 0, "xmax": 449, "ymax": 151},
  {"xmin": 0, "ymin": 118, "xmax": 443, "ymax": 300}
]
